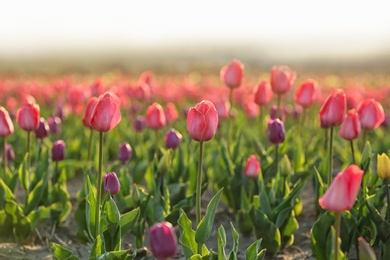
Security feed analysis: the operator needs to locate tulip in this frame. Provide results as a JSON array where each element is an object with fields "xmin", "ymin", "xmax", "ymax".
[
  {"xmin": 253, "ymin": 80, "xmax": 273, "ymax": 106},
  {"xmin": 164, "ymin": 128, "xmax": 182, "ymax": 150},
  {"xmin": 104, "ymin": 172, "xmax": 120, "ymax": 195},
  {"xmin": 244, "ymin": 155, "xmax": 260, "ymax": 178},
  {"xmin": 48, "ymin": 116, "xmax": 62, "ymax": 134},
  {"xmin": 319, "ymin": 89, "xmax": 346, "ymax": 128},
  {"xmin": 244, "ymin": 101, "xmax": 259, "ymax": 119},
  {"xmin": 149, "ymin": 222, "xmax": 177, "ymax": 260},
  {"xmin": 6, "ymin": 144, "xmax": 15, "ymax": 162},
  {"xmin": 82, "ymin": 97, "xmax": 98, "ymax": 128},
  {"xmin": 357, "ymin": 98, "xmax": 385, "ymax": 130},
  {"xmin": 214, "ymin": 99, "xmax": 230, "ymax": 119},
  {"xmin": 377, "ymin": 153, "xmax": 390, "ymax": 180},
  {"xmin": 220, "ymin": 59, "xmax": 244, "ymax": 89},
  {"xmin": 268, "ymin": 119, "xmax": 285, "ymax": 144},
  {"xmin": 134, "ymin": 117, "xmax": 146, "ymax": 132},
  {"xmin": 0, "ymin": 107, "xmax": 14, "ymax": 137},
  {"xmin": 187, "ymin": 100, "xmax": 219, "ymax": 142},
  {"xmin": 35, "ymin": 117, "xmax": 49, "ymax": 139},
  {"xmin": 117, "ymin": 142, "xmax": 132, "ymax": 162},
  {"xmin": 16, "ymin": 101, "xmax": 40, "ymax": 132},
  {"xmin": 133, "ymin": 82, "xmax": 151, "ymax": 102},
  {"xmin": 164, "ymin": 102, "xmax": 179, "ymax": 125},
  {"xmin": 339, "ymin": 109, "xmax": 361, "ymax": 141},
  {"xmin": 294, "ymin": 79, "xmax": 318, "ymax": 108},
  {"xmin": 90, "ymin": 92, "xmax": 122, "ymax": 133},
  {"xmin": 146, "ymin": 102, "xmax": 166, "ymax": 130},
  {"xmin": 52, "ymin": 140, "xmax": 65, "ymax": 162},
  {"xmin": 270, "ymin": 65, "xmax": 296, "ymax": 95}
]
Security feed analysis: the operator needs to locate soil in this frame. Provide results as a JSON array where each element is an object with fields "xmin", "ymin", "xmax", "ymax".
[{"xmin": 0, "ymin": 173, "xmax": 317, "ymax": 260}]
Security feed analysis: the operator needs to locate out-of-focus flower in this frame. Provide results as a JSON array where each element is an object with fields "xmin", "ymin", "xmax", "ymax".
[
  {"xmin": 319, "ymin": 89, "xmax": 346, "ymax": 128},
  {"xmin": 134, "ymin": 117, "xmax": 146, "ymax": 132},
  {"xmin": 164, "ymin": 102, "xmax": 179, "ymax": 125},
  {"xmin": 294, "ymin": 79, "xmax": 318, "ymax": 108},
  {"xmin": 220, "ymin": 59, "xmax": 244, "ymax": 89},
  {"xmin": 16, "ymin": 101, "xmax": 40, "ymax": 131},
  {"xmin": 0, "ymin": 107, "xmax": 14, "ymax": 137},
  {"xmin": 377, "ymin": 153, "xmax": 390, "ymax": 180},
  {"xmin": 82, "ymin": 97, "xmax": 98, "ymax": 128},
  {"xmin": 244, "ymin": 155, "xmax": 260, "ymax": 178},
  {"xmin": 319, "ymin": 164, "xmax": 363, "ymax": 212},
  {"xmin": 133, "ymin": 82, "xmax": 151, "ymax": 102},
  {"xmin": 6, "ymin": 144, "xmax": 15, "ymax": 162},
  {"xmin": 104, "ymin": 172, "xmax": 120, "ymax": 195},
  {"xmin": 146, "ymin": 102, "xmax": 166, "ymax": 130},
  {"xmin": 339, "ymin": 109, "xmax": 361, "ymax": 140},
  {"xmin": 268, "ymin": 118, "xmax": 285, "ymax": 144},
  {"xmin": 244, "ymin": 101, "xmax": 259, "ymax": 119},
  {"xmin": 90, "ymin": 92, "xmax": 122, "ymax": 132},
  {"xmin": 164, "ymin": 128, "xmax": 183, "ymax": 150},
  {"xmin": 214, "ymin": 99, "xmax": 230, "ymax": 119},
  {"xmin": 117, "ymin": 142, "xmax": 132, "ymax": 162},
  {"xmin": 253, "ymin": 80, "xmax": 273, "ymax": 106},
  {"xmin": 48, "ymin": 116, "xmax": 62, "ymax": 134},
  {"xmin": 187, "ymin": 100, "xmax": 219, "ymax": 142},
  {"xmin": 270, "ymin": 66, "xmax": 296, "ymax": 95},
  {"xmin": 52, "ymin": 140, "xmax": 65, "ymax": 162},
  {"xmin": 35, "ymin": 117, "xmax": 49, "ymax": 139},
  {"xmin": 357, "ymin": 98, "xmax": 385, "ymax": 130},
  {"xmin": 149, "ymin": 222, "xmax": 177, "ymax": 260}
]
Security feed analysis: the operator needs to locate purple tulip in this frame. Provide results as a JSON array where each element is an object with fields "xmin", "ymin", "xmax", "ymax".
[
  {"xmin": 134, "ymin": 117, "xmax": 146, "ymax": 132},
  {"xmin": 52, "ymin": 140, "xmax": 65, "ymax": 161},
  {"xmin": 149, "ymin": 222, "xmax": 177, "ymax": 259},
  {"xmin": 268, "ymin": 118, "xmax": 285, "ymax": 144},
  {"xmin": 104, "ymin": 172, "xmax": 120, "ymax": 195},
  {"xmin": 48, "ymin": 116, "xmax": 62, "ymax": 134},
  {"xmin": 118, "ymin": 142, "xmax": 132, "ymax": 161},
  {"xmin": 164, "ymin": 128, "xmax": 182, "ymax": 150},
  {"xmin": 35, "ymin": 117, "xmax": 49, "ymax": 139},
  {"xmin": 6, "ymin": 144, "xmax": 15, "ymax": 162}
]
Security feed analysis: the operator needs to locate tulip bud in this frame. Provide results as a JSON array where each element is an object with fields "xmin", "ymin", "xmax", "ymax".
[
  {"xmin": 377, "ymin": 153, "xmax": 390, "ymax": 180},
  {"xmin": 220, "ymin": 59, "xmax": 244, "ymax": 89},
  {"xmin": 16, "ymin": 101, "xmax": 40, "ymax": 131},
  {"xmin": 52, "ymin": 140, "xmax": 65, "ymax": 162},
  {"xmin": 244, "ymin": 101, "xmax": 259, "ymax": 119},
  {"xmin": 187, "ymin": 100, "xmax": 219, "ymax": 142},
  {"xmin": 268, "ymin": 119, "xmax": 285, "ymax": 144},
  {"xmin": 0, "ymin": 107, "xmax": 14, "ymax": 137},
  {"xmin": 339, "ymin": 109, "xmax": 361, "ymax": 140},
  {"xmin": 319, "ymin": 89, "xmax": 346, "ymax": 128},
  {"xmin": 164, "ymin": 128, "xmax": 183, "ymax": 150},
  {"xmin": 6, "ymin": 144, "xmax": 15, "ymax": 162},
  {"xmin": 357, "ymin": 98, "xmax": 385, "ymax": 130},
  {"xmin": 164, "ymin": 102, "xmax": 179, "ymax": 125},
  {"xmin": 104, "ymin": 172, "xmax": 121, "ymax": 195},
  {"xmin": 35, "ymin": 117, "xmax": 49, "ymax": 139},
  {"xmin": 149, "ymin": 221, "xmax": 177, "ymax": 259},
  {"xmin": 82, "ymin": 97, "xmax": 98, "ymax": 128},
  {"xmin": 253, "ymin": 80, "xmax": 273, "ymax": 106},
  {"xmin": 134, "ymin": 117, "xmax": 146, "ymax": 132},
  {"xmin": 214, "ymin": 100, "xmax": 230, "ymax": 119},
  {"xmin": 243, "ymin": 155, "xmax": 260, "ymax": 178},
  {"xmin": 294, "ymin": 79, "xmax": 318, "ymax": 108},
  {"xmin": 90, "ymin": 92, "xmax": 122, "ymax": 132},
  {"xmin": 358, "ymin": 237, "xmax": 377, "ymax": 260},
  {"xmin": 117, "ymin": 142, "xmax": 132, "ymax": 162},
  {"xmin": 48, "ymin": 116, "xmax": 62, "ymax": 134},
  {"xmin": 146, "ymin": 102, "xmax": 166, "ymax": 130},
  {"xmin": 270, "ymin": 65, "xmax": 296, "ymax": 95}
]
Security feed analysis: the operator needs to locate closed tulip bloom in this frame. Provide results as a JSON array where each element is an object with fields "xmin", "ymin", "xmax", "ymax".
[
  {"xmin": 319, "ymin": 164, "xmax": 363, "ymax": 212},
  {"xmin": 164, "ymin": 102, "xmax": 179, "ymax": 124},
  {"xmin": 164, "ymin": 128, "xmax": 183, "ymax": 150},
  {"xmin": 104, "ymin": 172, "xmax": 121, "ymax": 195},
  {"xmin": 220, "ymin": 59, "xmax": 244, "ymax": 88},
  {"xmin": 82, "ymin": 97, "xmax": 98, "ymax": 128},
  {"xmin": 214, "ymin": 99, "xmax": 230, "ymax": 119},
  {"xmin": 6, "ymin": 144, "xmax": 15, "ymax": 162},
  {"xmin": 52, "ymin": 140, "xmax": 65, "ymax": 161},
  {"xmin": 149, "ymin": 222, "xmax": 177, "ymax": 259},
  {"xmin": 146, "ymin": 102, "xmax": 166, "ymax": 130},
  {"xmin": 268, "ymin": 119, "xmax": 285, "ymax": 144},
  {"xmin": 357, "ymin": 99, "xmax": 385, "ymax": 130},
  {"xmin": 48, "ymin": 116, "xmax": 62, "ymax": 134},
  {"xmin": 117, "ymin": 142, "xmax": 132, "ymax": 162},
  {"xmin": 253, "ymin": 80, "xmax": 273, "ymax": 106},
  {"xmin": 0, "ymin": 107, "xmax": 14, "ymax": 136},
  {"xmin": 187, "ymin": 100, "xmax": 219, "ymax": 142},
  {"xmin": 339, "ymin": 109, "xmax": 361, "ymax": 140},
  {"xmin": 244, "ymin": 155, "xmax": 261, "ymax": 178},
  {"xmin": 90, "ymin": 92, "xmax": 122, "ymax": 132},
  {"xmin": 270, "ymin": 66, "xmax": 296, "ymax": 95},
  {"xmin": 244, "ymin": 101, "xmax": 259, "ymax": 119},
  {"xmin": 16, "ymin": 101, "xmax": 40, "ymax": 131},
  {"xmin": 294, "ymin": 79, "xmax": 318, "ymax": 108},
  {"xmin": 319, "ymin": 89, "xmax": 346, "ymax": 128},
  {"xmin": 133, "ymin": 82, "xmax": 151, "ymax": 102},
  {"xmin": 35, "ymin": 117, "xmax": 49, "ymax": 139},
  {"xmin": 134, "ymin": 117, "xmax": 146, "ymax": 132},
  {"xmin": 377, "ymin": 153, "xmax": 390, "ymax": 180}
]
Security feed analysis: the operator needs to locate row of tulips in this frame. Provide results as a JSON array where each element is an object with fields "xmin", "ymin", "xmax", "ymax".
[{"xmin": 0, "ymin": 60, "xmax": 389, "ymax": 259}]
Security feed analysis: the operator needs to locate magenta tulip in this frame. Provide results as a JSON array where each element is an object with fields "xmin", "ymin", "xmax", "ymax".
[
  {"xmin": 52, "ymin": 140, "xmax": 65, "ymax": 162},
  {"xmin": 149, "ymin": 222, "xmax": 177, "ymax": 260},
  {"xmin": 104, "ymin": 172, "xmax": 120, "ymax": 195},
  {"xmin": 187, "ymin": 100, "xmax": 219, "ymax": 142},
  {"xmin": 117, "ymin": 142, "xmax": 132, "ymax": 162},
  {"xmin": 164, "ymin": 128, "xmax": 183, "ymax": 150},
  {"xmin": 220, "ymin": 59, "xmax": 244, "ymax": 89},
  {"xmin": 90, "ymin": 92, "xmax": 122, "ymax": 132},
  {"xmin": 268, "ymin": 119, "xmax": 285, "ymax": 144}
]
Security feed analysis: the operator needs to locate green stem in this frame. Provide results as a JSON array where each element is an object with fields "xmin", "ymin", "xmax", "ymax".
[
  {"xmin": 87, "ymin": 128, "xmax": 93, "ymax": 161},
  {"xmin": 3, "ymin": 137, "xmax": 7, "ymax": 177},
  {"xmin": 350, "ymin": 140, "xmax": 356, "ymax": 165},
  {"xmin": 362, "ymin": 129, "xmax": 368, "ymax": 150},
  {"xmin": 334, "ymin": 212, "xmax": 341, "ymax": 260},
  {"xmin": 27, "ymin": 131, "xmax": 31, "ymax": 171},
  {"xmin": 196, "ymin": 141, "xmax": 204, "ymax": 254},
  {"xmin": 385, "ymin": 179, "xmax": 390, "ymax": 223},
  {"xmin": 300, "ymin": 108, "xmax": 307, "ymax": 137},
  {"xmin": 328, "ymin": 127, "xmax": 334, "ymax": 185},
  {"xmin": 95, "ymin": 132, "xmax": 104, "ymax": 238},
  {"xmin": 227, "ymin": 88, "xmax": 234, "ymax": 143}
]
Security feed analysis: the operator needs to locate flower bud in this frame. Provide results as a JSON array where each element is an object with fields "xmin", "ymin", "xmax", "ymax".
[
  {"xmin": 244, "ymin": 155, "xmax": 260, "ymax": 178},
  {"xmin": 90, "ymin": 92, "xmax": 122, "ymax": 132},
  {"xmin": 117, "ymin": 142, "xmax": 132, "ymax": 162},
  {"xmin": 0, "ymin": 107, "xmax": 14, "ymax": 137},
  {"xmin": 146, "ymin": 102, "xmax": 166, "ymax": 130},
  {"xmin": 164, "ymin": 128, "xmax": 183, "ymax": 150},
  {"xmin": 6, "ymin": 144, "xmax": 15, "ymax": 162},
  {"xmin": 104, "ymin": 172, "xmax": 121, "ymax": 195},
  {"xmin": 358, "ymin": 237, "xmax": 377, "ymax": 260},
  {"xmin": 149, "ymin": 221, "xmax": 177, "ymax": 259},
  {"xmin": 270, "ymin": 65, "xmax": 296, "ymax": 95},
  {"xmin": 164, "ymin": 102, "xmax": 179, "ymax": 125},
  {"xmin": 339, "ymin": 109, "xmax": 361, "ymax": 140},
  {"xmin": 35, "ymin": 117, "xmax": 49, "ymax": 139},
  {"xmin": 319, "ymin": 89, "xmax": 346, "ymax": 128},
  {"xmin": 357, "ymin": 98, "xmax": 385, "ymax": 130},
  {"xmin": 134, "ymin": 117, "xmax": 146, "ymax": 132},
  {"xmin": 16, "ymin": 101, "xmax": 40, "ymax": 131},
  {"xmin": 377, "ymin": 153, "xmax": 390, "ymax": 180},
  {"xmin": 268, "ymin": 119, "xmax": 285, "ymax": 144},
  {"xmin": 220, "ymin": 59, "xmax": 244, "ymax": 89},
  {"xmin": 52, "ymin": 140, "xmax": 65, "ymax": 162},
  {"xmin": 82, "ymin": 97, "xmax": 98, "ymax": 128},
  {"xmin": 294, "ymin": 79, "xmax": 318, "ymax": 108},
  {"xmin": 48, "ymin": 116, "xmax": 62, "ymax": 134},
  {"xmin": 187, "ymin": 100, "xmax": 219, "ymax": 142},
  {"xmin": 253, "ymin": 80, "xmax": 273, "ymax": 106}
]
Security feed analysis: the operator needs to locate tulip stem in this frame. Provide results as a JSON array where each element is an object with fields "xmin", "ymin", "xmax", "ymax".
[
  {"xmin": 27, "ymin": 130, "xmax": 31, "ymax": 172},
  {"xmin": 95, "ymin": 132, "xmax": 103, "ymax": 238},
  {"xmin": 335, "ymin": 212, "xmax": 341, "ymax": 260},
  {"xmin": 3, "ymin": 137, "xmax": 7, "ymax": 177},
  {"xmin": 328, "ymin": 127, "xmax": 335, "ymax": 185},
  {"xmin": 196, "ymin": 141, "xmax": 204, "ymax": 254},
  {"xmin": 385, "ymin": 179, "xmax": 390, "ymax": 223},
  {"xmin": 87, "ymin": 128, "xmax": 93, "ymax": 161},
  {"xmin": 277, "ymin": 94, "xmax": 282, "ymax": 118},
  {"xmin": 350, "ymin": 140, "xmax": 356, "ymax": 165},
  {"xmin": 300, "ymin": 108, "xmax": 307, "ymax": 137}
]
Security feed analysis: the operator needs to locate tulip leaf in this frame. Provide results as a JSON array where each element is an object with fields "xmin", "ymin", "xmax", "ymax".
[
  {"xmin": 86, "ymin": 175, "xmax": 97, "ymax": 239},
  {"xmin": 245, "ymin": 239, "xmax": 266, "ymax": 260},
  {"xmin": 310, "ymin": 211, "xmax": 334, "ymax": 260},
  {"xmin": 120, "ymin": 207, "xmax": 140, "ymax": 239},
  {"xmin": 90, "ymin": 234, "xmax": 103, "ymax": 258},
  {"xmin": 256, "ymin": 170, "xmax": 271, "ymax": 215},
  {"xmin": 18, "ymin": 154, "xmax": 29, "ymax": 192},
  {"xmin": 0, "ymin": 178, "xmax": 15, "ymax": 209},
  {"xmin": 51, "ymin": 243, "xmax": 79, "ymax": 260},
  {"xmin": 195, "ymin": 188, "xmax": 223, "ymax": 245},
  {"xmin": 24, "ymin": 171, "xmax": 48, "ymax": 215},
  {"xmin": 380, "ymin": 238, "xmax": 390, "ymax": 260},
  {"xmin": 95, "ymin": 250, "xmax": 136, "ymax": 260},
  {"xmin": 228, "ymin": 222, "xmax": 239, "ymax": 260},
  {"xmin": 217, "ymin": 225, "xmax": 226, "ymax": 260}
]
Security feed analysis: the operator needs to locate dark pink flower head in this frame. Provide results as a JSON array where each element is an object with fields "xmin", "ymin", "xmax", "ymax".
[
  {"xmin": 357, "ymin": 98, "xmax": 385, "ymax": 130},
  {"xmin": 146, "ymin": 102, "xmax": 166, "ymax": 130},
  {"xmin": 220, "ymin": 59, "xmax": 244, "ymax": 89},
  {"xmin": 187, "ymin": 100, "xmax": 219, "ymax": 142},
  {"xmin": 149, "ymin": 221, "xmax": 177, "ymax": 260},
  {"xmin": 244, "ymin": 155, "xmax": 260, "ymax": 178},
  {"xmin": 0, "ymin": 107, "xmax": 14, "ymax": 137},
  {"xmin": 253, "ymin": 80, "xmax": 273, "ymax": 106},
  {"xmin": 104, "ymin": 172, "xmax": 120, "ymax": 195},
  {"xmin": 294, "ymin": 79, "xmax": 318, "ymax": 108},
  {"xmin": 90, "ymin": 92, "xmax": 122, "ymax": 132},
  {"xmin": 339, "ymin": 109, "xmax": 361, "ymax": 140},
  {"xmin": 82, "ymin": 97, "xmax": 98, "ymax": 128},
  {"xmin": 270, "ymin": 66, "xmax": 296, "ymax": 95},
  {"xmin": 16, "ymin": 101, "xmax": 40, "ymax": 132},
  {"xmin": 268, "ymin": 118, "xmax": 285, "ymax": 144},
  {"xmin": 319, "ymin": 89, "xmax": 346, "ymax": 128}
]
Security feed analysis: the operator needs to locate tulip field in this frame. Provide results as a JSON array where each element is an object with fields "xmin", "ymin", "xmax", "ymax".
[{"xmin": 1, "ymin": 62, "xmax": 390, "ymax": 260}]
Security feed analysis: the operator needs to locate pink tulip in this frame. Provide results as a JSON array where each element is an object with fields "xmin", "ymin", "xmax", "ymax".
[
  {"xmin": 149, "ymin": 222, "xmax": 177, "ymax": 259},
  {"xmin": 319, "ymin": 164, "xmax": 363, "ymax": 212},
  {"xmin": 357, "ymin": 98, "xmax": 385, "ymax": 130},
  {"xmin": 133, "ymin": 82, "xmax": 151, "ymax": 102},
  {"xmin": 339, "ymin": 109, "xmax": 361, "ymax": 140},
  {"xmin": 214, "ymin": 99, "xmax": 230, "ymax": 119},
  {"xmin": 82, "ymin": 97, "xmax": 98, "ymax": 128},
  {"xmin": 90, "ymin": 92, "xmax": 122, "ymax": 132},
  {"xmin": 164, "ymin": 102, "xmax": 179, "ymax": 124},
  {"xmin": 16, "ymin": 101, "xmax": 40, "ymax": 131},
  {"xmin": 220, "ymin": 59, "xmax": 244, "ymax": 89},
  {"xmin": 270, "ymin": 66, "xmax": 296, "ymax": 95},
  {"xmin": 146, "ymin": 102, "xmax": 166, "ymax": 130},
  {"xmin": 0, "ymin": 107, "xmax": 14, "ymax": 136},
  {"xmin": 104, "ymin": 172, "xmax": 121, "ymax": 195},
  {"xmin": 187, "ymin": 100, "xmax": 219, "ymax": 142},
  {"xmin": 244, "ymin": 101, "xmax": 259, "ymax": 119},
  {"xmin": 244, "ymin": 155, "xmax": 260, "ymax": 178},
  {"xmin": 294, "ymin": 79, "xmax": 318, "ymax": 108},
  {"xmin": 319, "ymin": 89, "xmax": 346, "ymax": 128},
  {"xmin": 253, "ymin": 80, "xmax": 273, "ymax": 106}
]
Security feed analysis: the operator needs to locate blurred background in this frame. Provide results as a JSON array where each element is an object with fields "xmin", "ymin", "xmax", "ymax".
[{"xmin": 1, "ymin": 0, "xmax": 390, "ymax": 74}]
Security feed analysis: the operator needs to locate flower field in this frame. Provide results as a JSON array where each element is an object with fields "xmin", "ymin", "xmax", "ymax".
[{"xmin": 0, "ymin": 62, "xmax": 390, "ymax": 260}]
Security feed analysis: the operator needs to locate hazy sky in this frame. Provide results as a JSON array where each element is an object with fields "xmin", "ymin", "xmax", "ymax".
[{"xmin": 1, "ymin": 0, "xmax": 390, "ymax": 60}]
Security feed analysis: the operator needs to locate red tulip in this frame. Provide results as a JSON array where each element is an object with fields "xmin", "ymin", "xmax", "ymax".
[
  {"xmin": 294, "ymin": 79, "xmax": 318, "ymax": 108},
  {"xmin": 90, "ymin": 92, "xmax": 122, "ymax": 132},
  {"xmin": 16, "ymin": 101, "xmax": 40, "ymax": 131},
  {"xmin": 339, "ymin": 109, "xmax": 361, "ymax": 140},
  {"xmin": 82, "ymin": 97, "xmax": 98, "ymax": 128},
  {"xmin": 319, "ymin": 89, "xmax": 346, "ymax": 128},
  {"xmin": 244, "ymin": 155, "xmax": 260, "ymax": 178},
  {"xmin": 187, "ymin": 100, "xmax": 219, "ymax": 142},
  {"xmin": 164, "ymin": 102, "xmax": 179, "ymax": 124},
  {"xmin": 149, "ymin": 222, "xmax": 177, "ymax": 260},
  {"xmin": 253, "ymin": 80, "xmax": 273, "ymax": 106},
  {"xmin": 357, "ymin": 98, "xmax": 385, "ymax": 130},
  {"xmin": 270, "ymin": 66, "xmax": 296, "ymax": 95},
  {"xmin": 146, "ymin": 102, "xmax": 166, "ymax": 130},
  {"xmin": 0, "ymin": 107, "xmax": 14, "ymax": 137},
  {"xmin": 220, "ymin": 59, "xmax": 244, "ymax": 89},
  {"xmin": 319, "ymin": 164, "xmax": 363, "ymax": 212}
]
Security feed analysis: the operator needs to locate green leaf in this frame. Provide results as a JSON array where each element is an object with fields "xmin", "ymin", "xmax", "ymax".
[
  {"xmin": 195, "ymin": 189, "xmax": 223, "ymax": 245},
  {"xmin": 256, "ymin": 171, "xmax": 271, "ymax": 215},
  {"xmin": 18, "ymin": 154, "xmax": 29, "ymax": 191},
  {"xmin": 188, "ymin": 255, "xmax": 203, "ymax": 260},
  {"xmin": 24, "ymin": 171, "xmax": 48, "ymax": 215},
  {"xmin": 51, "ymin": 243, "xmax": 79, "ymax": 260},
  {"xmin": 380, "ymin": 238, "xmax": 390, "ymax": 260},
  {"xmin": 95, "ymin": 250, "xmax": 136, "ymax": 260},
  {"xmin": 217, "ymin": 225, "xmax": 226, "ymax": 260},
  {"xmin": 228, "ymin": 222, "xmax": 239, "ymax": 260},
  {"xmin": 86, "ymin": 175, "xmax": 97, "ymax": 239},
  {"xmin": 310, "ymin": 212, "xmax": 334, "ymax": 260},
  {"xmin": 120, "ymin": 208, "xmax": 140, "ymax": 239},
  {"xmin": 246, "ymin": 239, "xmax": 266, "ymax": 260},
  {"xmin": 90, "ymin": 234, "xmax": 103, "ymax": 258},
  {"xmin": 0, "ymin": 178, "xmax": 16, "ymax": 209}
]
